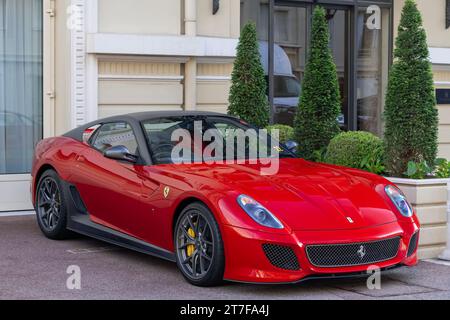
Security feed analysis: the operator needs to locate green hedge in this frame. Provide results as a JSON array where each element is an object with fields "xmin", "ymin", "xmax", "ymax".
[
  {"xmin": 325, "ymin": 131, "xmax": 384, "ymax": 173},
  {"xmin": 266, "ymin": 125, "xmax": 294, "ymax": 144}
]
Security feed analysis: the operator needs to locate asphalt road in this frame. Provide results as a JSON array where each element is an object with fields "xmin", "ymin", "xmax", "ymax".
[{"xmin": 1, "ymin": 215, "xmax": 450, "ymax": 300}]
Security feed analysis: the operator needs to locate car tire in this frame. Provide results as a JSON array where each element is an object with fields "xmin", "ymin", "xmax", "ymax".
[
  {"xmin": 174, "ymin": 202, "xmax": 225, "ymax": 287},
  {"xmin": 35, "ymin": 169, "xmax": 72, "ymax": 240}
]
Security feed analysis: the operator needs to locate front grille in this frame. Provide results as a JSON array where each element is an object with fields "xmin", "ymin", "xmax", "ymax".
[
  {"xmin": 262, "ymin": 244, "xmax": 300, "ymax": 271},
  {"xmin": 306, "ymin": 237, "xmax": 401, "ymax": 268},
  {"xmin": 407, "ymin": 232, "xmax": 419, "ymax": 257}
]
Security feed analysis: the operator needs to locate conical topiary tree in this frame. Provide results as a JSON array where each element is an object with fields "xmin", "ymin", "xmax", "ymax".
[
  {"xmin": 228, "ymin": 22, "xmax": 269, "ymax": 128},
  {"xmin": 293, "ymin": 6, "xmax": 341, "ymax": 160},
  {"xmin": 384, "ymin": 0, "xmax": 438, "ymax": 176}
]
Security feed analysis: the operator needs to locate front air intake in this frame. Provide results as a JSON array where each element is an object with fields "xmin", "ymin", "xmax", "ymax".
[
  {"xmin": 306, "ymin": 237, "xmax": 401, "ymax": 268},
  {"xmin": 407, "ymin": 232, "xmax": 419, "ymax": 257},
  {"xmin": 262, "ymin": 244, "xmax": 300, "ymax": 271}
]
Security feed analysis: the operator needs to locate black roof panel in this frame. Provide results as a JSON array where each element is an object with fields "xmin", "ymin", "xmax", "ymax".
[{"xmin": 63, "ymin": 111, "xmax": 233, "ymax": 141}]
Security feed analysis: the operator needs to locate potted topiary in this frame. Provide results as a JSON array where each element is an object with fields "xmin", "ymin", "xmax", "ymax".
[
  {"xmin": 228, "ymin": 22, "xmax": 269, "ymax": 128},
  {"xmin": 384, "ymin": 0, "xmax": 449, "ymax": 260},
  {"xmin": 293, "ymin": 6, "xmax": 341, "ymax": 161}
]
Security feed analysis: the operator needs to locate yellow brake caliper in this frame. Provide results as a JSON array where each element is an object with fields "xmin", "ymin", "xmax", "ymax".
[{"xmin": 187, "ymin": 228, "xmax": 196, "ymax": 257}]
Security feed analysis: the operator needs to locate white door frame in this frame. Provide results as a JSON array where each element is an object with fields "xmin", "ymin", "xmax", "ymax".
[{"xmin": 0, "ymin": 0, "xmax": 54, "ymax": 212}]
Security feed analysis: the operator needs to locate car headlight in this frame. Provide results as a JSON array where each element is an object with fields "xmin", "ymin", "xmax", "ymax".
[
  {"xmin": 385, "ymin": 185, "xmax": 414, "ymax": 218},
  {"xmin": 237, "ymin": 195, "xmax": 284, "ymax": 229}
]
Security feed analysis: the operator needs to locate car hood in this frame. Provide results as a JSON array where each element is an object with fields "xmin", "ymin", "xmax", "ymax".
[{"xmin": 160, "ymin": 158, "xmax": 398, "ymax": 231}]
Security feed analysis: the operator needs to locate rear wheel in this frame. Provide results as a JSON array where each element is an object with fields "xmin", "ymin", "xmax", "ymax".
[
  {"xmin": 174, "ymin": 202, "xmax": 224, "ymax": 286},
  {"xmin": 35, "ymin": 170, "xmax": 72, "ymax": 239}
]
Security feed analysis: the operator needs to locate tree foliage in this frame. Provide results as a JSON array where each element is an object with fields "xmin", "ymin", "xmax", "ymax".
[
  {"xmin": 384, "ymin": 0, "xmax": 438, "ymax": 176},
  {"xmin": 228, "ymin": 22, "xmax": 269, "ymax": 128},
  {"xmin": 293, "ymin": 6, "xmax": 341, "ymax": 160}
]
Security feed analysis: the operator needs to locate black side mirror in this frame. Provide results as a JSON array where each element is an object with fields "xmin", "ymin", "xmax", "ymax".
[
  {"xmin": 285, "ymin": 140, "xmax": 298, "ymax": 154},
  {"xmin": 104, "ymin": 145, "xmax": 138, "ymax": 163}
]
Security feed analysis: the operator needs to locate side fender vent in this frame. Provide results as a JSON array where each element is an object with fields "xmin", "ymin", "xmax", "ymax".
[{"xmin": 69, "ymin": 185, "xmax": 88, "ymax": 214}]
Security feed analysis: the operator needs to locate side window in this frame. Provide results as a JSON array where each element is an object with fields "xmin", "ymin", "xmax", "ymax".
[
  {"xmin": 82, "ymin": 124, "xmax": 101, "ymax": 144},
  {"xmin": 142, "ymin": 118, "xmax": 186, "ymax": 164},
  {"xmin": 91, "ymin": 122, "xmax": 139, "ymax": 155}
]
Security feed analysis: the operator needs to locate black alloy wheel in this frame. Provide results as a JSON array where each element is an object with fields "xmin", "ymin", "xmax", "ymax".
[{"xmin": 174, "ymin": 202, "xmax": 224, "ymax": 286}]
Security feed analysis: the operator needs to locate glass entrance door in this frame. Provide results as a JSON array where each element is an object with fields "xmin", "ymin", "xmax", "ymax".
[
  {"xmin": 0, "ymin": 0, "xmax": 43, "ymax": 211},
  {"xmin": 241, "ymin": 0, "xmax": 392, "ymax": 133},
  {"xmin": 356, "ymin": 6, "xmax": 390, "ymax": 135}
]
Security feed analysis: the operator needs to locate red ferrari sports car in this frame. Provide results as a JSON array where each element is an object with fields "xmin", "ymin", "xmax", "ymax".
[{"xmin": 31, "ymin": 111, "xmax": 420, "ymax": 286}]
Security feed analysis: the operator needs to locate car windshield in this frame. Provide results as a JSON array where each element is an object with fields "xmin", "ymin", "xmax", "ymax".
[{"xmin": 142, "ymin": 116, "xmax": 295, "ymax": 165}]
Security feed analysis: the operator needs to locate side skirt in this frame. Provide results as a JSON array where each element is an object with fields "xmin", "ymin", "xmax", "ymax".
[
  {"xmin": 62, "ymin": 181, "xmax": 175, "ymax": 263},
  {"xmin": 67, "ymin": 214, "xmax": 176, "ymax": 262}
]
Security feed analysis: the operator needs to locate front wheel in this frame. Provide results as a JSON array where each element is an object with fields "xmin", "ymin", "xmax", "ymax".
[{"xmin": 174, "ymin": 202, "xmax": 225, "ymax": 286}]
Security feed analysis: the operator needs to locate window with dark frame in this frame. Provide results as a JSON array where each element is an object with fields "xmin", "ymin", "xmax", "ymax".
[
  {"xmin": 446, "ymin": 0, "xmax": 450, "ymax": 29},
  {"xmin": 436, "ymin": 89, "xmax": 450, "ymax": 105}
]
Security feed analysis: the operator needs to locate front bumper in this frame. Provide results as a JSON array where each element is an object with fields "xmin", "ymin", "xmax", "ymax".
[{"xmin": 222, "ymin": 221, "xmax": 419, "ymax": 284}]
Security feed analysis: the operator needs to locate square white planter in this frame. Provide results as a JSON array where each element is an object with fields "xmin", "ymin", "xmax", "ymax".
[{"xmin": 387, "ymin": 177, "xmax": 450, "ymax": 260}]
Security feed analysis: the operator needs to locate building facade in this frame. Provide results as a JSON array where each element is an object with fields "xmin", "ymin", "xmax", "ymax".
[{"xmin": 0, "ymin": 0, "xmax": 449, "ymax": 213}]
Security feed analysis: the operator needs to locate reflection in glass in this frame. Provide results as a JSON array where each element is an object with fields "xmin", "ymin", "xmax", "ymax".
[
  {"xmin": 327, "ymin": 9, "xmax": 349, "ymax": 130},
  {"xmin": 240, "ymin": 1, "xmax": 391, "ymax": 133},
  {"xmin": 356, "ymin": 7, "xmax": 389, "ymax": 135},
  {"xmin": 0, "ymin": 0, "xmax": 43, "ymax": 174},
  {"xmin": 241, "ymin": 1, "xmax": 306, "ymax": 125}
]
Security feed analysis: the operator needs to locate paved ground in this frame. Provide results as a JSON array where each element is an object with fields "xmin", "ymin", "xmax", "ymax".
[{"xmin": 1, "ymin": 215, "xmax": 450, "ymax": 300}]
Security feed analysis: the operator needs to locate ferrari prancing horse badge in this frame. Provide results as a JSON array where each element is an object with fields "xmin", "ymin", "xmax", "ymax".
[{"xmin": 163, "ymin": 186, "xmax": 170, "ymax": 198}]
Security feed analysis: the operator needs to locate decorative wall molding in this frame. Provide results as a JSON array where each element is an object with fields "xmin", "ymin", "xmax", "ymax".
[
  {"xmin": 98, "ymin": 55, "xmax": 189, "ymax": 64},
  {"xmin": 433, "ymin": 70, "xmax": 450, "ymax": 85},
  {"xmin": 435, "ymin": 81, "xmax": 450, "ymax": 86},
  {"xmin": 69, "ymin": 0, "xmax": 87, "ymax": 128},
  {"xmin": 87, "ymin": 33, "xmax": 238, "ymax": 58},
  {"xmin": 197, "ymin": 63, "xmax": 233, "ymax": 77},
  {"xmin": 430, "ymin": 47, "xmax": 450, "ymax": 65},
  {"xmin": 196, "ymin": 76, "xmax": 232, "ymax": 82},
  {"xmin": 85, "ymin": 0, "xmax": 99, "ymax": 123},
  {"xmin": 99, "ymin": 75, "xmax": 184, "ymax": 82},
  {"xmin": 197, "ymin": 57, "xmax": 235, "ymax": 64},
  {"xmin": 98, "ymin": 61, "xmax": 181, "ymax": 77},
  {"xmin": 69, "ymin": 0, "xmax": 99, "ymax": 127}
]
